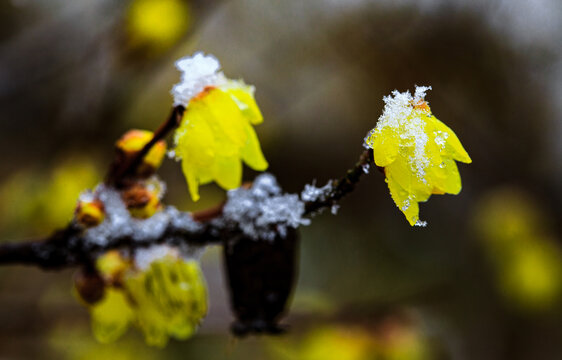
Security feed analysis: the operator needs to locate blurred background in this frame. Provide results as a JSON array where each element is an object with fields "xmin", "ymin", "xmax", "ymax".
[{"xmin": 0, "ymin": 0, "xmax": 561, "ymax": 359}]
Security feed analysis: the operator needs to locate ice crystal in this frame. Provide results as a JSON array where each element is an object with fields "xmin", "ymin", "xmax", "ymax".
[
  {"xmin": 171, "ymin": 52, "xmax": 227, "ymax": 107},
  {"xmin": 362, "ymin": 163, "xmax": 370, "ymax": 174},
  {"xmin": 367, "ymin": 85, "xmax": 433, "ymax": 182},
  {"xmin": 223, "ymin": 173, "xmax": 310, "ymax": 241},
  {"xmin": 300, "ymin": 180, "xmax": 333, "ymax": 202}
]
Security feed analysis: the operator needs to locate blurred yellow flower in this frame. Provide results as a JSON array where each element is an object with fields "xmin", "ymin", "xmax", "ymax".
[
  {"xmin": 127, "ymin": 0, "xmax": 191, "ymax": 52},
  {"xmin": 474, "ymin": 188, "xmax": 562, "ymax": 312},
  {"xmin": 126, "ymin": 255, "xmax": 208, "ymax": 347},
  {"xmin": 364, "ymin": 86, "xmax": 471, "ymax": 226},
  {"xmin": 91, "ymin": 288, "xmax": 135, "ymax": 344},
  {"xmin": 82, "ymin": 247, "xmax": 208, "ymax": 347},
  {"xmin": 268, "ymin": 320, "xmax": 432, "ymax": 360},
  {"xmin": 172, "ymin": 53, "xmax": 268, "ymax": 201},
  {"xmin": 0, "ymin": 158, "xmax": 99, "ymax": 238}
]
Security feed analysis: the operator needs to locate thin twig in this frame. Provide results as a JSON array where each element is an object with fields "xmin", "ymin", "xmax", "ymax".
[{"xmin": 303, "ymin": 149, "xmax": 373, "ymax": 216}]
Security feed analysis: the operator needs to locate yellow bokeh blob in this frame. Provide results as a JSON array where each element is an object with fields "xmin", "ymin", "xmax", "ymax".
[{"xmin": 127, "ymin": 0, "xmax": 191, "ymax": 51}]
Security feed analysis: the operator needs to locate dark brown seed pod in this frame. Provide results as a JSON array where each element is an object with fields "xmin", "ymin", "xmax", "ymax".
[{"xmin": 223, "ymin": 227, "xmax": 299, "ymax": 336}]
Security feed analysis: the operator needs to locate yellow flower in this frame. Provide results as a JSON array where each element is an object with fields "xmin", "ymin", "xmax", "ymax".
[
  {"xmin": 126, "ymin": 255, "xmax": 208, "ymax": 347},
  {"xmin": 171, "ymin": 53, "xmax": 268, "ymax": 201},
  {"xmin": 364, "ymin": 86, "xmax": 471, "ymax": 226},
  {"xmin": 83, "ymin": 247, "xmax": 208, "ymax": 347},
  {"xmin": 91, "ymin": 287, "xmax": 135, "ymax": 344}
]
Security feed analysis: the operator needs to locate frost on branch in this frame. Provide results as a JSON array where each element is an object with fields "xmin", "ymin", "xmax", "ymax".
[
  {"xmin": 83, "ymin": 183, "xmax": 202, "ymax": 247},
  {"xmin": 300, "ymin": 180, "xmax": 333, "ymax": 202},
  {"xmin": 222, "ymin": 173, "xmax": 310, "ymax": 241},
  {"xmin": 300, "ymin": 180, "xmax": 341, "ymax": 216}
]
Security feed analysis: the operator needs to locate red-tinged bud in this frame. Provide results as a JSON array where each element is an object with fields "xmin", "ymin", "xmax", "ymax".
[
  {"xmin": 75, "ymin": 199, "xmax": 105, "ymax": 227},
  {"xmin": 74, "ymin": 268, "xmax": 105, "ymax": 305}
]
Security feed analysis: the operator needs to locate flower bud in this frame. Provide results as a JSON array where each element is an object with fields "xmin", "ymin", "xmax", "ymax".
[
  {"xmin": 116, "ymin": 129, "xmax": 167, "ymax": 176},
  {"xmin": 74, "ymin": 268, "xmax": 105, "ymax": 305},
  {"xmin": 121, "ymin": 184, "xmax": 161, "ymax": 219},
  {"xmin": 96, "ymin": 250, "xmax": 130, "ymax": 283},
  {"xmin": 75, "ymin": 198, "xmax": 105, "ymax": 227}
]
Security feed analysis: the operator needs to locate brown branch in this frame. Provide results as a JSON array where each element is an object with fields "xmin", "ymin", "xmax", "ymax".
[
  {"xmin": 0, "ymin": 149, "xmax": 374, "ymax": 269},
  {"xmin": 303, "ymin": 149, "xmax": 373, "ymax": 216},
  {"xmin": 0, "ymin": 219, "xmax": 226, "ymax": 270},
  {"xmin": 0, "ymin": 132, "xmax": 374, "ymax": 269}
]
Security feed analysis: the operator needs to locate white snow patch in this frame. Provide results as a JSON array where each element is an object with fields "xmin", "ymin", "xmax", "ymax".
[
  {"xmin": 83, "ymin": 184, "xmax": 203, "ymax": 246},
  {"xmin": 414, "ymin": 220, "xmax": 428, "ymax": 227},
  {"xmin": 364, "ymin": 85, "xmax": 433, "ymax": 183},
  {"xmin": 78, "ymin": 190, "xmax": 95, "ymax": 203},
  {"xmin": 434, "ymin": 130, "xmax": 449, "ymax": 149},
  {"xmin": 134, "ymin": 244, "xmax": 180, "ymax": 271},
  {"xmin": 223, "ymin": 173, "xmax": 310, "ymax": 241},
  {"xmin": 300, "ymin": 180, "xmax": 333, "ymax": 202},
  {"xmin": 171, "ymin": 52, "xmax": 227, "ymax": 107},
  {"xmin": 362, "ymin": 163, "xmax": 370, "ymax": 174}
]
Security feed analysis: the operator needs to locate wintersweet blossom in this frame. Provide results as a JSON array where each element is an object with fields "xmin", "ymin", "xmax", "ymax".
[
  {"xmin": 85, "ymin": 247, "xmax": 208, "ymax": 347},
  {"xmin": 171, "ymin": 52, "xmax": 268, "ymax": 201},
  {"xmin": 364, "ymin": 86, "xmax": 472, "ymax": 226}
]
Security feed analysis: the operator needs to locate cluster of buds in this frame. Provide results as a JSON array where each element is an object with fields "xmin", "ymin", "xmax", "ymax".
[
  {"xmin": 74, "ymin": 129, "xmax": 167, "ymax": 228},
  {"xmin": 71, "ymin": 128, "xmax": 209, "ymax": 346}
]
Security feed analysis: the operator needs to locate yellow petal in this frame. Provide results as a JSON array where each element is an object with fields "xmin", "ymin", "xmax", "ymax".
[
  {"xmin": 369, "ymin": 127, "xmax": 399, "ymax": 167},
  {"xmin": 431, "ymin": 117, "xmax": 472, "ymax": 163},
  {"xmin": 182, "ymin": 160, "xmax": 200, "ymax": 202},
  {"xmin": 224, "ymin": 81, "xmax": 264, "ymax": 125},
  {"xmin": 241, "ymin": 122, "xmax": 268, "ymax": 171},
  {"xmin": 175, "ymin": 109, "xmax": 215, "ymax": 166},
  {"xmin": 202, "ymin": 89, "xmax": 247, "ymax": 151},
  {"xmin": 213, "ymin": 155, "xmax": 242, "ymax": 190},
  {"xmin": 90, "ymin": 288, "xmax": 134, "ymax": 344},
  {"xmin": 386, "ymin": 173, "xmax": 420, "ymax": 226},
  {"xmin": 428, "ymin": 158, "xmax": 462, "ymax": 195},
  {"xmin": 385, "ymin": 156, "xmax": 432, "ymax": 202}
]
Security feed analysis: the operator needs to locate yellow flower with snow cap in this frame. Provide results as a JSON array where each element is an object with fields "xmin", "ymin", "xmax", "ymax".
[
  {"xmin": 171, "ymin": 52, "xmax": 268, "ymax": 201},
  {"xmin": 364, "ymin": 86, "xmax": 471, "ymax": 226}
]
